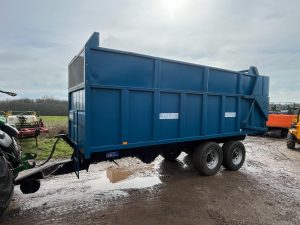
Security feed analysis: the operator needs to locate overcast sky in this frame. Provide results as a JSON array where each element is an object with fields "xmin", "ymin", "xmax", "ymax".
[{"xmin": 0, "ymin": 0, "xmax": 299, "ymax": 102}]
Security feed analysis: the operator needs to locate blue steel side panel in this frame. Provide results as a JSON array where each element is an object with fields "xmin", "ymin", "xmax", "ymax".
[
  {"xmin": 89, "ymin": 50, "xmax": 154, "ymax": 88},
  {"xmin": 252, "ymin": 76, "xmax": 263, "ymax": 96},
  {"xmin": 241, "ymin": 99, "xmax": 252, "ymax": 123},
  {"xmin": 224, "ymin": 97, "xmax": 237, "ymax": 133},
  {"xmin": 77, "ymin": 112, "xmax": 85, "ymax": 146},
  {"xmin": 69, "ymin": 110, "xmax": 75, "ymax": 141},
  {"xmin": 252, "ymin": 105, "xmax": 264, "ymax": 128},
  {"xmin": 185, "ymin": 94, "xmax": 202, "ymax": 137},
  {"xmin": 90, "ymin": 89, "xmax": 121, "ymax": 147},
  {"xmin": 263, "ymin": 77, "xmax": 269, "ymax": 96},
  {"xmin": 69, "ymin": 90, "xmax": 85, "ymax": 146},
  {"xmin": 208, "ymin": 69, "xmax": 239, "ymax": 94},
  {"xmin": 160, "ymin": 93, "xmax": 180, "ymax": 139},
  {"xmin": 129, "ymin": 91, "xmax": 153, "ymax": 142},
  {"xmin": 206, "ymin": 96, "xmax": 221, "ymax": 135},
  {"xmin": 161, "ymin": 61, "xmax": 204, "ymax": 91},
  {"xmin": 242, "ymin": 75, "xmax": 255, "ymax": 95}
]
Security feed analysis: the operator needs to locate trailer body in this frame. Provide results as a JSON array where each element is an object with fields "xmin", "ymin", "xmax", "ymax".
[{"xmin": 68, "ymin": 32, "xmax": 269, "ymax": 161}]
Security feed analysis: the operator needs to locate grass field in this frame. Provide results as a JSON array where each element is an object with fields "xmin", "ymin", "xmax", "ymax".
[
  {"xmin": 19, "ymin": 116, "xmax": 73, "ymax": 160},
  {"xmin": 42, "ymin": 116, "xmax": 68, "ymax": 124}
]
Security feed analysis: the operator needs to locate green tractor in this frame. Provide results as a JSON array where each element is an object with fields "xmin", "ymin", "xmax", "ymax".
[
  {"xmin": 0, "ymin": 90, "xmax": 36, "ymax": 216},
  {"xmin": 0, "ymin": 90, "xmax": 76, "ymax": 217}
]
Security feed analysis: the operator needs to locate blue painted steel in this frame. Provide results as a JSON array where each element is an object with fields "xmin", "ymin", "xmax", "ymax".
[{"xmin": 68, "ymin": 32, "xmax": 269, "ymax": 159}]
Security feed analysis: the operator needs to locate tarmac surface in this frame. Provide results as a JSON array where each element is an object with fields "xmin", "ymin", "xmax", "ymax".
[{"xmin": 1, "ymin": 136, "xmax": 300, "ymax": 225}]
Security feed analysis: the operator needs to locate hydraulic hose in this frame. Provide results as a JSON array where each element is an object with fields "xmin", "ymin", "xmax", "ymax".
[{"xmin": 35, "ymin": 136, "xmax": 63, "ymax": 167}]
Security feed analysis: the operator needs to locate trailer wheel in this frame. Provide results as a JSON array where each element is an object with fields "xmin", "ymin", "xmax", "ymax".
[
  {"xmin": 161, "ymin": 150, "xmax": 181, "ymax": 161},
  {"xmin": 287, "ymin": 133, "xmax": 296, "ymax": 149},
  {"xmin": 192, "ymin": 142, "xmax": 222, "ymax": 176},
  {"xmin": 0, "ymin": 156, "xmax": 14, "ymax": 217},
  {"xmin": 222, "ymin": 141, "xmax": 245, "ymax": 171}
]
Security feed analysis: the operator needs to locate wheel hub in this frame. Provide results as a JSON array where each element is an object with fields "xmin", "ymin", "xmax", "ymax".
[
  {"xmin": 232, "ymin": 148, "xmax": 242, "ymax": 165},
  {"xmin": 206, "ymin": 149, "xmax": 219, "ymax": 169}
]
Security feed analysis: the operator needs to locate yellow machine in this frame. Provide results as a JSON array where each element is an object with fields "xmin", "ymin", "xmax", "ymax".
[{"xmin": 287, "ymin": 109, "xmax": 300, "ymax": 149}]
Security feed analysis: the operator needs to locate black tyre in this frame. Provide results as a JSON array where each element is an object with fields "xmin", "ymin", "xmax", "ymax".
[
  {"xmin": 222, "ymin": 141, "xmax": 245, "ymax": 171},
  {"xmin": 287, "ymin": 133, "xmax": 296, "ymax": 149},
  {"xmin": 161, "ymin": 150, "xmax": 182, "ymax": 161},
  {"xmin": 20, "ymin": 180, "xmax": 41, "ymax": 194},
  {"xmin": 281, "ymin": 129, "xmax": 288, "ymax": 138},
  {"xmin": 192, "ymin": 142, "xmax": 223, "ymax": 176},
  {"xmin": 0, "ymin": 156, "xmax": 14, "ymax": 217}
]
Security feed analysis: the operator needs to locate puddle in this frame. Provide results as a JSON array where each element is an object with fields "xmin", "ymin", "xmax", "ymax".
[
  {"xmin": 12, "ymin": 162, "xmax": 162, "ymax": 211},
  {"xmin": 88, "ymin": 166, "xmax": 161, "ymax": 191}
]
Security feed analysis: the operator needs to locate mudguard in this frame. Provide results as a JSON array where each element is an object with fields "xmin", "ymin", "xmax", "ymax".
[
  {"xmin": 0, "ymin": 130, "xmax": 13, "ymax": 148},
  {"xmin": 0, "ymin": 124, "xmax": 19, "ymax": 138}
]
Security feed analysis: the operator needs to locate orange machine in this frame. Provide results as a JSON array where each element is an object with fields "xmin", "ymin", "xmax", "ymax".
[{"xmin": 267, "ymin": 114, "xmax": 295, "ymax": 137}]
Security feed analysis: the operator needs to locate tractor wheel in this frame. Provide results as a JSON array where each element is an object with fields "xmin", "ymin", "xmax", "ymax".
[
  {"xmin": 192, "ymin": 142, "xmax": 223, "ymax": 176},
  {"xmin": 0, "ymin": 156, "xmax": 14, "ymax": 217},
  {"xmin": 287, "ymin": 133, "xmax": 296, "ymax": 149},
  {"xmin": 222, "ymin": 141, "xmax": 246, "ymax": 171},
  {"xmin": 161, "ymin": 150, "xmax": 182, "ymax": 161}
]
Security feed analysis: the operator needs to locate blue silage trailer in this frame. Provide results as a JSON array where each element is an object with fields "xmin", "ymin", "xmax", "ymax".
[
  {"xmin": 15, "ymin": 32, "xmax": 269, "ymax": 193},
  {"xmin": 68, "ymin": 32, "xmax": 269, "ymax": 175}
]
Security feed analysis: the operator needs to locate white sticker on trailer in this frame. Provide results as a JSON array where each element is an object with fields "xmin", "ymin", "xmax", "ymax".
[
  {"xmin": 159, "ymin": 113, "xmax": 179, "ymax": 120},
  {"xmin": 225, "ymin": 112, "xmax": 236, "ymax": 118}
]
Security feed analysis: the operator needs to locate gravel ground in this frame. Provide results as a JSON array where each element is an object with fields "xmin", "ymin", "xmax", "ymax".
[{"xmin": 1, "ymin": 136, "xmax": 299, "ymax": 225}]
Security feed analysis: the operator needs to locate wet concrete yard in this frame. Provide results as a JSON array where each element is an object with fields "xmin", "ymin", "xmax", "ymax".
[{"xmin": 1, "ymin": 136, "xmax": 300, "ymax": 225}]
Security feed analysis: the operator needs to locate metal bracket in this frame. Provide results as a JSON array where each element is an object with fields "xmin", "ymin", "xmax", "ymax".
[
  {"xmin": 73, "ymin": 145, "xmax": 80, "ymax": 179},
  {"xmin": 254, "ymin": 95, "xmax": 269, "ymax": 120},
  {"xmin": 21, "ymin": 152, "xmax": 37, "ymax": 161},
  {"xmin": 12, "ymin": 153, "xmax": 37, "ymax": 174},
  {"xmin": 14, "ymin": 161, "xmax": 36, "ymax": 174},
  {"xmin": 241, "ymin": 96, "xmax": 268, "ymax": 132}
]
